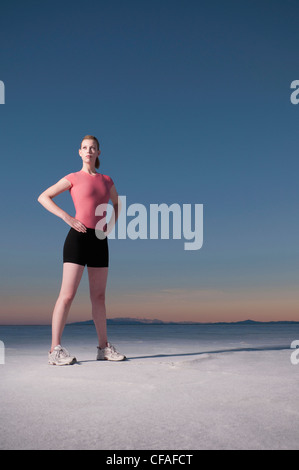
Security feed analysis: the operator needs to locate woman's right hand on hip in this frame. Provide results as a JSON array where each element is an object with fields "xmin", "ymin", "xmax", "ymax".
[{"xmin": 63, "ymin": 214, "xmax": 87, "ymax": 233}]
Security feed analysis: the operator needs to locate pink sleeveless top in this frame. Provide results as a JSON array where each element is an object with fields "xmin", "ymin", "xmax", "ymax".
[{"xmin": 64, "ymin": 170, "xmax": 114, "ymax": 229}]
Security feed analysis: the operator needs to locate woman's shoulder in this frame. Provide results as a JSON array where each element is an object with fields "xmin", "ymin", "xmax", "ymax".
[
  {"xmin": 64, "ymin": 171, "xmax": 114, "ymax": 187},
  {"xmin": 62, "ymin": 170, "xmax": 81, "ymax": 186},
  {"xmin": 101, "ymin": 173, "xmax": 114, "ymax": 187},
  {"xmin": 101, "ymin": 173, "xmax": 113, "ymax": 180},
  {"xmin": 64, "ymin": 170, "xmax": 84, "ymax": 178}
]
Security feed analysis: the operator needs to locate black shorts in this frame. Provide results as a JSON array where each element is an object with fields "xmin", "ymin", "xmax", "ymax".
[{"xmin": 63, "ymin": 228, "xmax": 109, "ymax": 267}]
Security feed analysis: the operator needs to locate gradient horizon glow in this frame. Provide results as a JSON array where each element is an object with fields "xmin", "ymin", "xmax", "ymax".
[{"xmin": 0, "ymin": 0, "xmax": 298, "ymax": 325}]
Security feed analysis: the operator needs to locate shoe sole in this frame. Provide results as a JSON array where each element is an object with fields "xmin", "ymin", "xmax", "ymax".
[
  {"xmin": 48, "ymin": 357, "xmax": 77, "ymax": 366},
  {"xmin": 97, "ymin": 356, "xmax": 127, "ymax": 361}
]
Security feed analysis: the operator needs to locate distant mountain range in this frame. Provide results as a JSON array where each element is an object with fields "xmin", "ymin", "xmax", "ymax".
[{"xmin": 69, "ymin": 318, "xmax": 299, "ymax": 326}]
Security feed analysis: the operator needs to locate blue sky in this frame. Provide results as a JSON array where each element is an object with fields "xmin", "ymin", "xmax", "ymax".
[{"xmin": 0, "ymin": 0, "xmax": 298, "ymax": 324}]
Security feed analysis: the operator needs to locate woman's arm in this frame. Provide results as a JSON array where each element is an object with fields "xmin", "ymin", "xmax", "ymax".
[
  {"xmin": 105, "ymin": 184, "xmax": 122, "ymax": 236},
  {"xmin": 37, "ymin": 177, "xmax": 87, "ymax": 232}
]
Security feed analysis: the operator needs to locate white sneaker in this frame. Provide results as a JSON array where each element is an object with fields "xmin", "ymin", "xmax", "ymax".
[
  {"xmin": 48, "ymin": 345, "xmax": 77, "ymax": 365},
  {"xmin": 96, "ymin": 342, "xmax": 126, "ymax": 361}
]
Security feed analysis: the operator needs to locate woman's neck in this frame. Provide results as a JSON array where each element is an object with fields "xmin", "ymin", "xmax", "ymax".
[{"xmin": 81, "ymin": 163, "xmax": 97, "ymax": 175}]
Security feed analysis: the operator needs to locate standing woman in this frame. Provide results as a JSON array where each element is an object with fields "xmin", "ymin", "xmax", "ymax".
[{"xmin": 38, "ymin": 135, "xmax": 126, "ymax": 365}]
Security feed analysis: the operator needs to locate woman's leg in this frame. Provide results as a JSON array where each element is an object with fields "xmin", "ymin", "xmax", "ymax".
[
  {"xmin": 87, "ymin": 267, "xmax": 109, "ymax": 349},
  {"xmin": 50, "ymin": 262, "xmax": 85, "ymax": 351}
]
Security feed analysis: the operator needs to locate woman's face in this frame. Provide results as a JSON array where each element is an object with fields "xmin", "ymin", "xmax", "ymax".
[{"xmin": 79, "ymin": 139, "xmax": 101, "ymax": 165}]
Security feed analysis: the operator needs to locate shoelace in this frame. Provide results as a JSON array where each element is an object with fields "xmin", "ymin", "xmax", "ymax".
[
  {"xmin": 52, "ymin": 346, "xmax": 69, "ymax": 359},
  {"xmin": 106, "ymin": 343, "xmax": 120, "ymax": 356},
  {"xmin": 59, "ymin": 347, "xmax": 70, "ymax": 358}
]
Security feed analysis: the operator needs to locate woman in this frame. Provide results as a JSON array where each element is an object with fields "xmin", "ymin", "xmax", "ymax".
[{"xmin": 38, "ymin": 135, "xmax": 125, "ymax": 365}]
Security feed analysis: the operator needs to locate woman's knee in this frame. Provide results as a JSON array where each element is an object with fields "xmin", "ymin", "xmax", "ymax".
[
  {"xmin": 90, "ymin": 291, "xmax": 106, "ymax": 304},
  {"xmin": 59, "ymin": 290, "xmax": 77, "ymax": 306}
]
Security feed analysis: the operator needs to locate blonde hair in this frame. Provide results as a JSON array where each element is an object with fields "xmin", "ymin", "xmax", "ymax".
[{"xmin": 81, "ymin": 135, "xmax": 100, "ymax": 169}]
